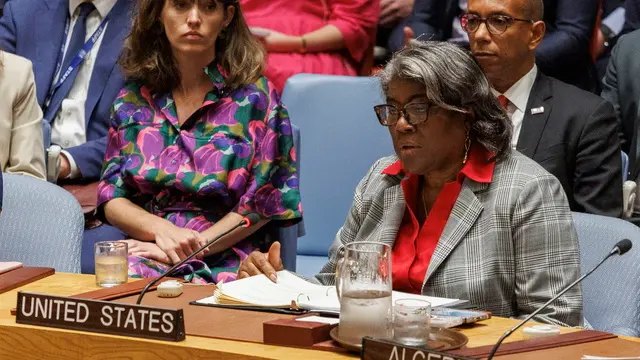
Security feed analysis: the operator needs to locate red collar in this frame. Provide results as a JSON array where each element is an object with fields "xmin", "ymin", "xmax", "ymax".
[{"xmin": 382, "ymin": 143, "xmax": 495, "ymax": 183}]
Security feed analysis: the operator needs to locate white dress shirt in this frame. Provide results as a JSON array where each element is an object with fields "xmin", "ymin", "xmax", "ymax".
[
  {"xmin": 492, "ymin": 65, "xmax": 538, "ymax": 149},
  {"xmin": 51, "ymin": 0, "xmax": 117, "ymax": 178}
]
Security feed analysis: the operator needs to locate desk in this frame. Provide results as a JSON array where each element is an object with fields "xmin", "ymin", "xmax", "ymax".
[{"xmin": 0, "ymin": 274, "xmax": 637, "ymax": 359}]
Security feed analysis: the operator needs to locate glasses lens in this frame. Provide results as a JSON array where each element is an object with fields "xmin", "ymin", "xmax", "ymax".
[
  {"xmin": 375, "ymin": 105, "xmax": 398, "ymax": 125},
  {"xmin": 462, "ymin": 15, "xmax": 479, "ymax": 32},
  {"xmin": 487, "ymin": 15, "xmax": 510, "ymax": 34},
  {"xmin": 405, "ymin": 104, "xmax": 429, "ymax": 125}
]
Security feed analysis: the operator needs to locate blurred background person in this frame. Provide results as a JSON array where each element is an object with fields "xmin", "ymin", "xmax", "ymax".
[
  {"xmin": 0, "ymin": 51, "xmax": 45, "ymax": 179},
  {"xmin": 466, "ymin": 0, "xmax": 622, "ymax": 217},
  {"xmin": 91, "ymin": 0, "xmax": 302, "ymax": 282},
  {"xmin": 0, "ymin": 0, "xmax": 133, "ymax": 182},
  {"xmin": 601, "ymin": 28, "xmax": 640, "ymax": 167},
  {"xmin": 396, "ymin": 0, "xmax": 600, "ymax": 92},
  {"xmin": 240, "ymin": 0, "xmax": 379, "ymax": 92}
]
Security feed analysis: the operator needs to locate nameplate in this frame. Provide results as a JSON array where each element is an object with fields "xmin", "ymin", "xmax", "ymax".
[
  {"xmin": 361, "ymin": 337, "xmax": 478, "ymax": 360},
  {"xmin": 16, "ymin": 291, "xmax": 185, "ymax": 342}
]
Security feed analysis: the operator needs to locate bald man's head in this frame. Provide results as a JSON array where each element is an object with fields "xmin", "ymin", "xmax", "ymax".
[{"xmin": 519, "ymin": 0, "xmax": 544, "ymax": 21}]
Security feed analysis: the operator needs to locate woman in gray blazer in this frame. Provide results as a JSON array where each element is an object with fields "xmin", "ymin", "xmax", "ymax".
[{"xmin": 239, "ymin": 41, "xmax": 583, "ymax": 327}]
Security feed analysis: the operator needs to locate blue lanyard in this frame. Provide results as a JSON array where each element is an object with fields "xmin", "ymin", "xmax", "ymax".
[{"xmin": 44, "ymin": 11, "xmax": 111, "ymax": 107}]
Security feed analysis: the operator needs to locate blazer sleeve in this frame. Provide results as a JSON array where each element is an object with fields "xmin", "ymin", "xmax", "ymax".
[
  {"xmin": 314, "ymin": 159, "xmax": 383, "ymax": 285},
  {"xmin": 6, "ymin": 60, "xmax": 45, "ymax": 180},
  {"xmin": 512, "ymin": 172, "xmax": 583, "ymax": 327},
  {"xmin": 601, "ymin": 37, "xmax": 628, "ymax": 153},
  {"xmin": 327, "ymin": 0, "xmax": 380, "ymax": 63},
  {"xmin": 573, "ymin": 100, "xmax": 623, "ymax": 217},
  {"xmin": 623, "ymin": 0, "xmax": 640, "ymax": 35},
  {"xmin": 0, "ymin": 0, "xmax": 17, "ymax": 53},
  {"xmin": 536, "ymin": 0, "xmax": 599, "ymax": 72},
  {"xmin": 388, "ymin": 0, "xmax": 447, "ymax": 52},
  {"xmin": 64, "ymin": 136, "xmax": 108, "ymax": 181}
]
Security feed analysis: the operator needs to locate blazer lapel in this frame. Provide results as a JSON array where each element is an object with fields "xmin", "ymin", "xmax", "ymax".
[
  {"xmin": 424, "ymin": 181, "xmax": 484, "ymax": 283},
  {"xmin": 366, "ymin": 182, "xmax": 405, "ymax": 248},
  {"xmin": 34, "ymin": 0, "xmax": 68, "ymax": 107},
  {"xmin": 85, "ymin": 0, "xmax": 131, "ymax": 125},
  {"xmin": 516, "ymin": 73, "xmax": 553, "ymax": 158}
]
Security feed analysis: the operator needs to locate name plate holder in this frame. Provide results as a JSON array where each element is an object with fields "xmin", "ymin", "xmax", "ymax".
[
  {"xmin": 362, "ymin": 337, "xmax": 478, "ymax": 360},
  {"xmin": 16, "ymin": 291, "xmax": 185, "ymax": 342}
]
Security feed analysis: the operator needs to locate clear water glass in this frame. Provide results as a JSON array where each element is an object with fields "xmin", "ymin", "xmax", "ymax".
[
  {"xmin": 94, "ymin": 241, "xmax": 128, "ymax": 288},
  {"xmin": 336, "ymin": 242, "xmax": 393, "ymax": 344},
  {"xmin": 393, "ymin": 298, "xmax": 431, "ymax": 346}
]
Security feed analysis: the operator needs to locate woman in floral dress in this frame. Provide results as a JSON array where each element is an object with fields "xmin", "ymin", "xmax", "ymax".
[{"xmin": 95, "ymin": 0, "xmax": 302, "ymax": 284}]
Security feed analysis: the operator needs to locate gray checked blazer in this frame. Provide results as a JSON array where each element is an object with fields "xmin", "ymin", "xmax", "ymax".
[{"xmin": 314, "ymin": 151, "xmax": 583, "ymax": 327}]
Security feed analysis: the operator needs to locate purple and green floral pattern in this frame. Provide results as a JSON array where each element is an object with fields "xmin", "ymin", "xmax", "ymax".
[{"xmin": 97, "ymin": 63, "xmax": 302, "ymax": 283}]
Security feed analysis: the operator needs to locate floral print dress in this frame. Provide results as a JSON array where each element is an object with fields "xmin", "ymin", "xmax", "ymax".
[{"xmin": 96, "ymin": 63, "xmax": 302, "ymax": 284}]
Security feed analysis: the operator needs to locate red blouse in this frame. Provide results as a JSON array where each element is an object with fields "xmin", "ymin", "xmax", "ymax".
[{"xmin": 383, "ymin": 145, "xmax": 496, "ymax": 294}]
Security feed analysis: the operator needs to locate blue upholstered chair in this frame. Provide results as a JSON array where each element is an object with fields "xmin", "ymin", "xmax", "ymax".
[
  {"xmin": 0, "ymin": 174, "xmax": 84, "ymax": 273},
  {"xmin": 572, "ymin": 212, "xmax": 640, "ymax": 336},
  {"xmin": 281, "ymin": 74, "xmax": 394, "ymax": 277},
  {"xmin": 277, "ymin": 124, "xmax": 301, "ymax": 271}
]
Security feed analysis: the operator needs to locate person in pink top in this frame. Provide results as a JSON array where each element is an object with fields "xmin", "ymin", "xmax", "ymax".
[{"xmin": 240, "ymin": 0, "xmax": 380, "ymax": 92}]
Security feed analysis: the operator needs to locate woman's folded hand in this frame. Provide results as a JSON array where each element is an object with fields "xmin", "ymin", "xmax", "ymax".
[{"xmin": 153, "ymin": 223, "xmax": 207, "ymax": 264}]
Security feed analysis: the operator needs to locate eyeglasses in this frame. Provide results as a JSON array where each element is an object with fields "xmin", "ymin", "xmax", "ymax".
[
  {"xmin": 461, "ymin": 14, "xmax": 534, "ymax": 35},
  {"xmin": 373, "ymin": 103, "xmax": 431, "ymax": 127}
]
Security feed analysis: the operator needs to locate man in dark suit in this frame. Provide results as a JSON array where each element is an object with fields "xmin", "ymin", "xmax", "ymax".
[
  {"xmin": 391, "ymin": 0, "xmax": 600, "ymax": 92},
  {"xmin": 601, "ymin": 29, "xmax": 640, "ymax": 167},
  {"xmin": 0, "ymin": 0, "xmax": 132, "ymax": 182},
  {"xmin": 467, "ymin": 0, "xmax": 622, "ymax": 217}
]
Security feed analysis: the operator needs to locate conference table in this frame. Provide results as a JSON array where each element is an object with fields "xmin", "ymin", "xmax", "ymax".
[{"xmin": 0, "ymin": 273, "xmax": 638, "ymax": 359}]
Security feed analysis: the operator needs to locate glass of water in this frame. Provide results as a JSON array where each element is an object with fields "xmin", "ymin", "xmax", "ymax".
[
  {"xmin": 336, "ymin": 242, "xmax": 393, "ymax": 344},
  {"xmin": 94, "ymin": 241, "xmax": 128, "ymax": 288},
  {"xmin": 393, "ymin": 299, "xmax": 431, "ymax": 346}
]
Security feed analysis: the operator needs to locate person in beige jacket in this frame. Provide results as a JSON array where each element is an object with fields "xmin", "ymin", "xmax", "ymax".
[{"xmin": 0, "ymin": 51, "xmax": 45, "ymax": 179}]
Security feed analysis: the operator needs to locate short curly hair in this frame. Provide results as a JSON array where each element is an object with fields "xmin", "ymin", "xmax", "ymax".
[{"xmin": 377, "ymin": 41, "xmax": 513, "ymax": 160}]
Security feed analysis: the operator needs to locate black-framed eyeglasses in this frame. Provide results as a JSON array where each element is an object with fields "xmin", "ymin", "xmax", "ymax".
[
  {"xmin": 461, "ymin": 13, "xmax": 534, "ymax": 35},
  {"xmin": 373, "ymin": 103, "xmax": 431, "ymax": 127}
]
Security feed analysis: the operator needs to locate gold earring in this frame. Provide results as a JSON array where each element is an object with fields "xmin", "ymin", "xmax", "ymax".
[{"xmin": 462, "ymin": 132, "xmax": 471, "ymax": 165}]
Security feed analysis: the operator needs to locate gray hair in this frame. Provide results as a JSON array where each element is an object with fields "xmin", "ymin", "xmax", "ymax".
[{"xmin": 377, "ymin": 41, "xmax": 512, "ymax": 160}]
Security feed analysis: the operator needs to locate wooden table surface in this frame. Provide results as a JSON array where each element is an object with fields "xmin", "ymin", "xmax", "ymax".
[{"xmin": 0, "ymin": 273, "xmax": 636, "ymax": 359}]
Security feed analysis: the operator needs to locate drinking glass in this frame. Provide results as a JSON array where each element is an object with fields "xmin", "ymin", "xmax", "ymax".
[
  {"xmin": 393, "ymin": 299, "xmax": 431, "ymax": 346},
  {"xmin": 335, "ymin": 242, "xmax": 393, "ymax": 344},
  {"xmin": 94, "ymin": 241, "xmax": 128, "ymax": 288}
]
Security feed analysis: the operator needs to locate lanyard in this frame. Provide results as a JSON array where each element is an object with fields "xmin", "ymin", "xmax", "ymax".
[{"xmin": 44, "ymin": 10, "xmax": 111, "ymax": 107}]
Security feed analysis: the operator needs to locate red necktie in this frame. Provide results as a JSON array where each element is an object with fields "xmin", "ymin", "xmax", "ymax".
[{"xmin": 497, "ymin": 95, "xmax": 509, "ymax": 111}]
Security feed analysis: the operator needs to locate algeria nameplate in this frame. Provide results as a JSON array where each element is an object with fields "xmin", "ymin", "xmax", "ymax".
[
  {"xmin": 16, "ymin": 291, "xmax": 185, "ymax": 341},
  {"xmin": 361, "ymin": 337, "xmax": 478, "ymax": 360}
]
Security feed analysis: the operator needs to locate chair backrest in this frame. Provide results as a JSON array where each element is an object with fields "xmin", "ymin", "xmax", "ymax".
[
  {"xmin": 276, "ymin": 124, "xmax": 301, "ymax": 271},
  {"xmin": 281, "ymin": 74, "xmax": 393, "ymax": 257},
  {"xmin": 622, "ymin": 151, "xmax": 629, "ymax": 182},
  {"xmin": 572, "ymin": 212, "xmax": 640, "ymax": 336},
  {"xmin": 0, "ymin": 174, "xmax": 84, "ymax": 273}
]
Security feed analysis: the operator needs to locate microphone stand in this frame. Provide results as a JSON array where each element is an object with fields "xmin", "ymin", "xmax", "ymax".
[
  {"xmin": 487, "ymin": 246, "xmax": 624, "ymax": 360},
  {"xmin": 135, "ymin": 217, "xmax": 254, "ymax": 305}
]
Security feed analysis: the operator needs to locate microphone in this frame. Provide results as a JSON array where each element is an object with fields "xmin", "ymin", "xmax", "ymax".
[
  {"xmin": 486, "ymin": 239, "xmax": 633, "ymax": 360},
  {"xmin": 135, "ymin": 213, "xmax": 261, "ymax": 305}
]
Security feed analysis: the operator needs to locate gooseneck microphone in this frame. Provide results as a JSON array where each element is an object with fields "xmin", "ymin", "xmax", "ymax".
[
  {"xmin": 486, "ymin": 239, "xmax": 632, "ymax": 360},
  {"xmin": 136, "ymin": 213, "xmax": 261, "ymax": 305}
]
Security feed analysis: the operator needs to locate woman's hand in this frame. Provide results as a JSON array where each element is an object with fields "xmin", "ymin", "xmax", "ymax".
[
  {"xmin": 237, "ymin": 241, "xmax": 284, "ymax": 282},
  {"xmin": 125, "ymin": 239, "xmax": 172, "ymax": 264},
  {"xmin": 153, "ymin": 223, "xmax": 206, "ymax": 264},
  {"xmin": 250, "ymin": 27, "xmax": 301, "ymax": 53}
]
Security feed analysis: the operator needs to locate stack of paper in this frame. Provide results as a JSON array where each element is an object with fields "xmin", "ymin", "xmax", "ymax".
[{"xmin": 195, "ymin": 270, "xmax": 466, "ymax": 312}]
